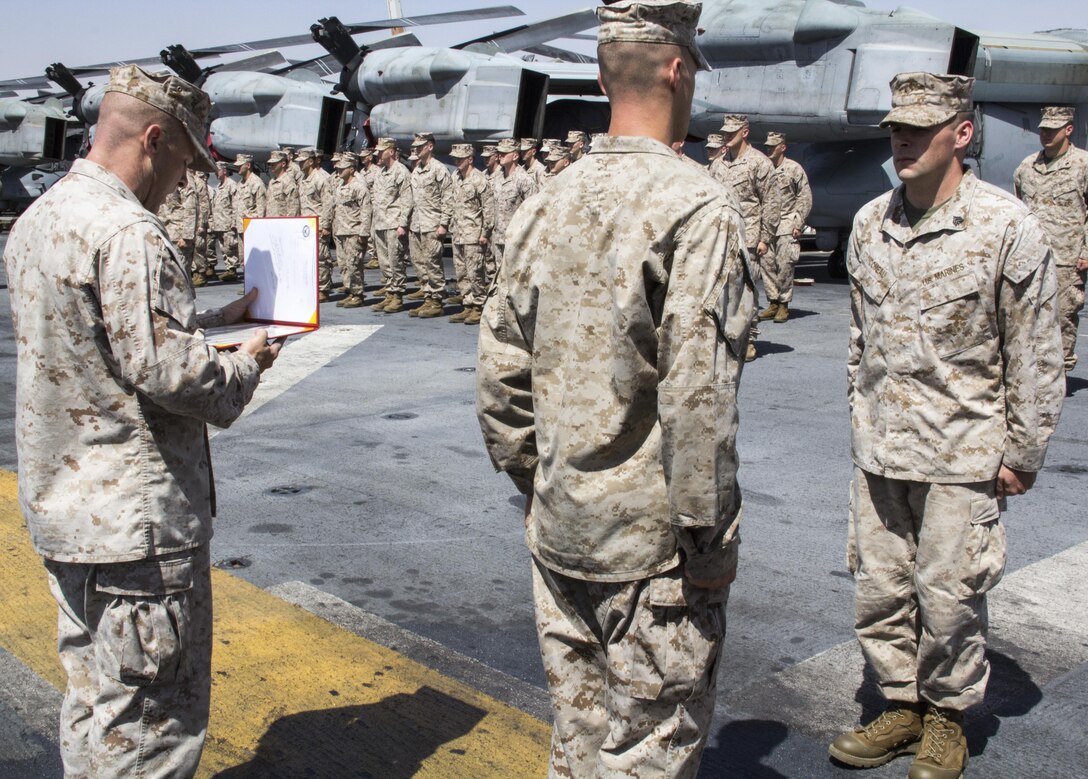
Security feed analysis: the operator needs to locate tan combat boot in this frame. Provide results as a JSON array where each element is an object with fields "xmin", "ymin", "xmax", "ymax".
[
  {"xmin": 365, "ymin": 258, "xmax": 380, "ymax": 269},
  {"xmin": 446, "ymin": 294, "xmax": 463, "ymax": 305},
  {"xmin": 745, "ymin": 342, "xmax": 757, "ymax": 362},
  {"xmin": 829, "ymin": 704, "xmax": 924, "ymax": 768},
  {"xmin": 757, "ymin": 301, "xmax": 779, "ymax": 321},
  {"xmin": 318, "ymin": 291, "xmax": 329, "ymax": 303},
  {"xmin": 405, "ymin": 289, "xmax": 427, "ymax": 301},
  {"xmin": 382, "ymin": 294, "xmax": 404, "ymax": 313},
  {"xmin": 416, "ymin": 299, "xmax": 445, "ymax": 319},
  {"xmin": 371, "ymin": 295, "xmax": 391, "ymax": 312},
  {"xmin": 449, "ymin": 307, "xmax": 471, "ymax": 323},
  {"xmin": 774, "ymin": 302, "xmax": 790, "ymax": 323},
  {"xmin": 219, "ymin": 270, "xmax": 238, "ymax": 282},
  {"xmin": 340, "ymin": 294, "xmax": 364, "ymax": 309},
  {"xmin": 463, "ymin": 305, "xmax": 482, "ymax": 325},
  {"xmin": 191, "ymin": 272, "xmax": 207, "ymax": 287},
  {"xmin": 908, "ymin": 708, "xmax": 967, "ymax": 779}
]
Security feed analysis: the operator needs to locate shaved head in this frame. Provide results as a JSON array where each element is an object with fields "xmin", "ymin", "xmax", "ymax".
[
  {"xmin": 598, "ymin": 40, "xmax": 696, "ymax": 144},
  {"xmin": 598, "ymin": 41, "xmax": 687, "ymax": 102},
  {"xmin": 93, "ymin": 92, "xmax": 185, "ymax": 156}
]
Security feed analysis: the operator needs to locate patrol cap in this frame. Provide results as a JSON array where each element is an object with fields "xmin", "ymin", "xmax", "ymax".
[
  {"xmin": 357, "ymin": 147, "xmax": 374, "ymax": 158},
  {"xmin": 597, "ymin": 0, "xmax": 711, "ymax": 72},
  {"xmin": 104, "ymin": 64, "xmax": 215, "ymax": 173},
  {"xmin": 496, "ymin": 138, "xmax": 518, "ymax": 154},
  {"xmin": 546, "ymin": 147, "xmax": 571, "ymax": 162},
  {"xmin": 281, "ymin": 146, "xmax": 296, "ymax": 155},
  {"xmin": 334, "ymin": 153, "xmax": 357, "ymax": 169},
  {"xmin": 215, "ymin": 160, "xmax": 230, "ymax": 171},
  {"xmin": 482, "ymin": 144, "xmax": 498, "ymax": 156},
  {"xmin": 267, "ymin": 150, "xmax": 288, "ymax": 164},
  {"xmin": 720, "ymin": 114, "xmax": 748, "ymax": 133},
  {"xmin": 296, "ymin": 147, "xmax": 319, "ymax": 161},
  {"xmin": 230, "ymin": 153, "xmax": 254, "ymax": 168},
  {"xmin": 374, "ymin": 137, "xmax": 397, "ymax": 152},
  {"xmin": 1039, "ymin": 106, "xmax": 1074, "ymax": 129},
  {"xmin": 410, "ymin": 132, "xmax": 435, "ymax": 147},
  {"xmin": 880, "ymin": 72, "xmax": 975, "ymax": 128},
  {"xmin": 705, "ymin": 133, "xmax": 723, "ymax": 149},
  {"xmin": 519, "ymin": 138, "xmax": 538, "ymax": 151},
  {"xmin": 566, "ymin": 130, "xmax": 588, "ymax": 145},
  {"xmin": 542, "ymin": 138, "xmax": 561, "ymax": 153},
  {"xmin": 449, "ymin": 143, "xmax": 474, "ymax": 158},
  {"xmin": 764, "ymin": 131, "xmax": 786, "ymax": 146}
]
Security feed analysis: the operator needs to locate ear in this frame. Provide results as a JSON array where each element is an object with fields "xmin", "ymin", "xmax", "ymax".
[
  {"xmin": 144, "ymin": 123, "xmax": 164, "ymax": 156},
  {"xmin": 954, "ymin": 119, "xmax": 975, "ymax": 150},
  {"xmin": 665, "ymin": 56, "xmax": 684, "ymax": 91}
]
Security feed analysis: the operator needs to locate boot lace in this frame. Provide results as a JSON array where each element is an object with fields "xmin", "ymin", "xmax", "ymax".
[
  {"xmin": 862, "ymin": 709, "xmax": 904, "ymax": 738},
  {"xmin": 920, "ymin": 710, "xmax": 955, "ymax": 762}
]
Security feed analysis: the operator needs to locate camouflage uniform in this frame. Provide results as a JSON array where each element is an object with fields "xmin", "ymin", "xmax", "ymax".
[
  {"xmin": 1014, "ymin": 144, "xmax": 1088, "ymax": 372},
  {"xmin": 450, "ymin": 153, "xmax": 494, "ymax": 309},
  {"xmin": 768, "ymin": 156, "xmax": 812, "ymax": 304},
  {"xmin": 332, "ymin": 170, "xmax": 372, "ymax": 298},
  {"xmin": 477, "ymin": 130, "xmax": 754, "ymax": 777},
  {"xmin": 208, "ymin": 173, "xmax": 239, "ymax": 273},
  {"xmin": 267, "ymin": 168, "xmax": 300, "ymax": 218},
  {"xmin": 847, "ymin": 169, "xmax": 1065, "ymax": 710},
  {"xmin": 4, "ymin": 131, "xmax": 259, "ymax": 779},
  {"xmin": 299, "ymin": 162, "xmax": 336, "ymax": 292},
  {"xmin": 191, "ymin": 171, "xmax": 212, "ymax": 276},
  {"xmin": 236, "ymin": 168, "xmax": 267, "ymax": 264},
  {"xmin": 409, "ymin": 155, "xmax": 454, "ymax": 301},
  {"xmin": 489, "ymin": 163, "xmax": 534, "ymax": 279},
  {"xmin": 157, "ymin": 177, "xmax": 198, "ymax": 270},
  {"xmin": 371, "ymin": 154, "xmax": 413, "ymax": 295}
]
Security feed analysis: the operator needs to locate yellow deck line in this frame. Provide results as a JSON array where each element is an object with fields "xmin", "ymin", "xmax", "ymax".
[{"xmin": 0, "ymin": 468, "xmax": 549, "ymax": 776}]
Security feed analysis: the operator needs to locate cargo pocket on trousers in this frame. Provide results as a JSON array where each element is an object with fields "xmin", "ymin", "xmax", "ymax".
[
  {"xmin": 960, "ymin": 495, "xmax": 1006, "ymax": 599},
  {"xmin": 94, "ymin": 555, "xmax": 193, "ymax": 687},
  {"xmin": 616, "ymin": 573, "xmax": 724, "ymax": 704}
]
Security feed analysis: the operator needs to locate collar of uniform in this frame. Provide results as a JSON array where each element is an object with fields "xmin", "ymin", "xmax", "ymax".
[
  {"xmin": 1033, "ymin": 148, "xmax": 1072, "ymax": 172},
  {"xmin": 883, "ymin": 167, "xmax": 976, "ymax": 244},
  {"xmin": 588, "ymin": 135, "xmax": 677, "ymax": 158},
  {"xmin": 68, "ymin": 158, "xmax": 145, "ymax": 210}
]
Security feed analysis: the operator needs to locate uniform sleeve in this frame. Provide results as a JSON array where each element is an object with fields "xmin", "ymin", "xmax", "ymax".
[
  {"xmin": 795, "ymin": 167, "xmax": 813, "ymax": 231},
  {"xmin": 439, "ymin": 166, "xmax": 453, "ymax": 230},
  {"xmin": 1012, "ymin": 163, "xmax": 1024, "ymax": 200},
  {"xmin": 256, "ymin": 181, "xmax": 267, "ymax": 217},
  {"xmin": 482, "ymin": 178, "xmax": 495, "ymax": 237},
  {"xmin": 476, "ymin": 244, "xmax": 537, "ymax": 494},
  {"xmin": 658, "ymin": 202, "xmax": 754, "ymax": 582},
  {"xmin": 757, "ymin": 162, "xmax": 781, "ymax": 245},
  {"xmin": 98, "ymin": 224, "xmax": 261, "ymax": 429},
  {"xmin": 396, "ymin": 170, "xmax": 413, "ymax": 229},
  {"xmin": 320, "ymin": 178, "xmax": 335, "ymax": 233},
  {"xmin": 997, "ymin": 216, "xmax": 1065, "ymax": 471},
  {"xmin": 846, "ymin": 225, "xmax": 865, "ymax": 410},
  {"xmin": 359, "ymin": 183, "xmax": 373, "ymax": 238}
]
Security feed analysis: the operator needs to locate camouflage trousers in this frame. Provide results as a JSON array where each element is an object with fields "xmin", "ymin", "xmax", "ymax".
[
  {"xmin": 763, "ymin": 236, "xmax": 801, "ymax": 304},
  {"xmin": 1056, "ymin": 265, "xmax": 1086, "ymax": 371},
  {"xmin": 488, "ymin": 243, "xmax": 504, "ymax": 288},
  {"xmin": 533, "ymin": 558, "xmax": 727, "ymax": 779},
  {"xmin": 374, "ymin": 229, "xmax": 409, "ymax": 294},
  {"xmin": 848, "ymin": 468, "xmax": 1006, "ymax": 711},
  {"xmin": 410, "ymin": 230, "xmax": 447, "ymax": 300},
  {"xmin": 453, "ymin": 243, "xmax": 488, "ymax": 307},
  {"xmin": 194, "ymin": 230, "xmax": 209, "ymax": 274},
  {"xmin": 317, "ymin": 233, "xmax": 334, "ymax": 291},
  {"xmin": 748, "ymin": 246, "xmax": 764, "ymax": 342},
  {"xmin": 43, "ymin": 546, "xmax": 213, "ymax": 779},
  {"xmin": 335, "ymin": 234, "xmax": 367, "ymax": 296},
  {"xmin": 207, "ymin": 230, "xmax": 238, "ymax": 273}
]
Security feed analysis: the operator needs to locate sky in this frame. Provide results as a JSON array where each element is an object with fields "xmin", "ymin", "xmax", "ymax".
[{"xmin": 1, "ymin": 0, "xmax": 1083, "ymax": 83}]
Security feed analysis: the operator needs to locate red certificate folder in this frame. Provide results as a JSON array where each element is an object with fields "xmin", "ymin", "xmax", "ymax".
[{"xmin": 204, "ymin": 216, "xmax": 320, "ymax": 349}]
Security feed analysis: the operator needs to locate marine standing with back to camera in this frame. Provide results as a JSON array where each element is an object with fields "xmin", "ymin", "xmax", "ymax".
[
  {"xmin": 830, "ymin": 72, "xmax": 1064, "ymax": 779},
  {"xmin": 3, "ymin": 65, "xmax": 281, "ymax": 778},
  {"xmin": 477, "ymin": 1, "xmax": 755, "ymax": 775},
  {"xmin": 1014, "ymin": 105, "xmax": 1088, "ymax": 377}
]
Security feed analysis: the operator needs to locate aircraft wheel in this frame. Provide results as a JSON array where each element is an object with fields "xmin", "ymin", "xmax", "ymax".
[{"xmin": 827, "ymin": 249, "xmax": 847, "ymax": 279}]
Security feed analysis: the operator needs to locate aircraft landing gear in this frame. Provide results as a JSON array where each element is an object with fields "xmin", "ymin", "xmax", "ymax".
[{"xmin": 827, "ymin": 248, "xmax": 847, "ymax": 279}]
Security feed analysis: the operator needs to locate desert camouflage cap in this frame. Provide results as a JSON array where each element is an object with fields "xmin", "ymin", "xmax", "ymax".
[
  {"xmin": 280, "ymin": 146, "xmax": 296, "ymax": 154},
  {"xmin": 357, "ymin": 147, "xmax": 374, "ymax": 158},
  {"xmin": 720, "ymin": 114, "xmax": 748, "ymax": 133},
  {"xmin": 880, "ymin": 72, "xmax": 974, "ymax": 128},
  {"xmin": 519, "ymin": 138, "xmax": 538, "ymax": 151},
  {"xmin": 230, "ymin": 153, "xmax": 254, "ymax": 168},
  {"xmin": 295, "ymin": 147, "xmax": 319, "ymax": 161},
  {"xmin": 566, "ymin": 130, "xmax": 588, "ymax": 145},
  {"xmin": 597, "ymin": 0, "xmax": 710, "ymax": 71},
  {"xmin": 704, "ymin": 133, "xmax": 724, "ymax": 149},
  {"xmin": 482, "ymin": 144, "xmax": 498, "ymax": 156},
  {"xmin": 334, "ymin": 153, "xmax": 358, "ymax": 169},
  {"xmin": 764, "ymin": 131, "xmax": 785, "ymax": 146},
  {"xmin": 215, "ymin": 160, "xmax": 230, "ymax": 170},
  {"xmin": 375, "ymin": 137, "xmax": 397, "ymax": 152},
  {"xmin": 267, "ymin": 150, "xmax": 288, "ymax": 164},
  {"xmin": 449, "ymin": 143, "xmax": 474, "ymax": 158},
  {"xmin": 104, "ymin": 64, "xmax": 215, "ymax": 173},
  {"xmin": 1039, "ymin": 106, "xmax": 1074, "ymax": 129},
  {"xmin": 542, "ymin": 138, "xmax": 561, "ymax": 152},
  {"xmin": 411, "ymin": 132, "xmax": 435, "ymax": 147},
  {"xmin": 546, "ymin": 147, "xmax": 571, "ymax": 162},
  {"xmin": 496, "ymin": 138, "xmax": 518, "ymax": 154}
]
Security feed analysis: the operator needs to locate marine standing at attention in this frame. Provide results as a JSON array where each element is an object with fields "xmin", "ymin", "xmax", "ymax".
[
  {"xmin": 370, "ymin": 137, "xmax": 414, "ymax": 314},
  {"xmin": 1014, "ymin": 105, "xmax": 1088, "ymax": 375},
  {"xmin": 232, "ymin": 152, "xmax": 267, "ymax": 265},
  {"xmin": 477, "ymin": 2, "xmax": 754, "ymax": 775},
  {"xmin": 407, "ymin": 132, "xmax": 454, "ymax": 319},
  {"xmin": 266, "ymin": 149, "xmax": 301, "ymax": 218},
  {"xmin": 3, "ymin": 64, "xmax": 281, "ymax": 778},
  {"xmin": 331, "ymin": 152, "xmax": 372, "ymax": 310},
  {"xmin": 831, "ymin": 72, "xmax": 1064, "ymax": 779},
  {"xmin": 209, "ymin": 160, "xmax": 240, "ymax": 282},
  {"xmin": 447, "ymin": 143, "xmax": 493, "ymax": 325},
  {"xmin": 760, "ymin": 131, "xmax": 812, "ymax": 324}
]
